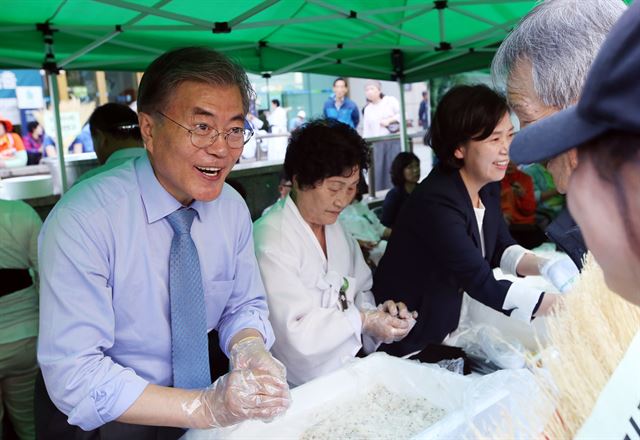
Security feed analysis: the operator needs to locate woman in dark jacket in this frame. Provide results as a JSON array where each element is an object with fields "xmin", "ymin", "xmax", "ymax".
[
  {"xmin": 373, "ymin": 85, "xmax": 568, "ymax": 356},
  {"xmin": 380, "ymin": 152, "xmax": 420, "ymax": 228}
]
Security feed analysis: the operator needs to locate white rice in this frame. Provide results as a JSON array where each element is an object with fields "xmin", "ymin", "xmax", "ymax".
[{"xmin": 300, "ymin": 384, "xmax": 447, "ymax": 439}]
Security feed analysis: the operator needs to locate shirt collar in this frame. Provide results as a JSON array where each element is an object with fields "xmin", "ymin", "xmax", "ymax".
[{"xmin": 136, "ymin": 154, "xmax": 205, "ymax": 224}]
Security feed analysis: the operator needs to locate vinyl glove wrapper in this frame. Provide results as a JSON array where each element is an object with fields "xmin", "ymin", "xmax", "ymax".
[{"xmin": 539, "ymin": 256, "xmax": 580, "ymax": 293}]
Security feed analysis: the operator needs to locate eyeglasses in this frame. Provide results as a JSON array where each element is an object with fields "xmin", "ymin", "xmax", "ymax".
[{"xmin": 157, "ymin": 111, "xmax": 253, "ymax": 149}]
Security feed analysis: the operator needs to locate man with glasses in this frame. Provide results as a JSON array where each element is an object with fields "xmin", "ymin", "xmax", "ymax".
[{"xmin": 37, "ymin": 47, "xmax": 290, "ymax": 439}]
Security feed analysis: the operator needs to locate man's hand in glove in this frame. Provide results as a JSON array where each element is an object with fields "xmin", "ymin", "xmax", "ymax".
[
  {"xmin": 184, "ymin": 369, "xmax": 290, "ymax": 429},
  {"xmin": 230, "ymin": 335, "xmax": 287, "ymax": 382}
]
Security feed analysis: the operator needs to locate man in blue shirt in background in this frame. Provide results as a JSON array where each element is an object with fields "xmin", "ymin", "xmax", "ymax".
[
  {"xmin": 323, "ymin": 77, "xmax": 360, "ymax": 129},
  {"xmin": 74, "ymin": 103, "xmax": 145, "ymax": 184},
  {"xmin": 37, "ymin": 47, "xmax": 290, "ymax": 439},
  {"xmin": 67, "ymin": 123, "xmax": 94, "ymax": 154}
]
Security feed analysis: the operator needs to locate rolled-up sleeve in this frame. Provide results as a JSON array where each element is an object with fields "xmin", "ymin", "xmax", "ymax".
[
  {"xmin": 38, "ymin": 207, "xmax": 148, "ymax": 430},
  {"xmin": 216, "ymin": 207, "xmax": 275, "ymax": 356}
]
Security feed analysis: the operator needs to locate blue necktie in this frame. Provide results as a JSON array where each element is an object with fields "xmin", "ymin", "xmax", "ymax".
[{"xmin": 166, "ymin": 207, "xmax": 211, "ymax": 389}]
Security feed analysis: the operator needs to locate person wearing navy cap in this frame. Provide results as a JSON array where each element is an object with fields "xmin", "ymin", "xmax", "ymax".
[{"xmin": 508, "ymin": 2, "xmax": 640, "ymax": 436}]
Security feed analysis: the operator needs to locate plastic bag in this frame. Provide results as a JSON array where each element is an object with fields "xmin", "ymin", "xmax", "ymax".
[
  {"xmin": 447, "ymin": 324, "xmax": 526, "ymax": 373},
  {"xmin": 436, "ymin": 358, "xmax": 465, "ymax": 375},
  {"xmin": 185, "ymin": 353, "xmax": 550, "ymax": 440},
  {"xmin": 458, "ymin": 368, "xmax": 554, "ymax": 439}
]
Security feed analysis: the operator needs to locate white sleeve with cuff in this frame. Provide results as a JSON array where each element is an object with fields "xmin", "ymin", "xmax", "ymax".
[
  {"xmin": 501, "ymin": 245, "xmax": 543, "ymax": 322},
  {"xmin": 502, "ymin": 281, "xmax": 544, "ymax": 323},
  {"xmin": 500, "ymin": 244, "xmax": 530, "ymax": 277}
]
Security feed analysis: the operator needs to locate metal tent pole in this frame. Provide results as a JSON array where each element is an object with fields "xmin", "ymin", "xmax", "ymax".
[
  {"xmin": 48, "ymin": 72, "xmax": 68, "ymax": 194},
  {"xmin": 40, "ymin": 22, "xmax": 69, "ymax": 194},
  {"xmin": 438, "ymin": 3, "xmax": 446, "ymax": 44},
  {"xmin": 263, "ymin": 73, "xmax": 271, "ymax": 105},
  {"xmin": 58, "ymin": 27, "xmax": 123, "ymax": 68},
  {"xmin": 397, "ymin": 79, "xmax": 410, "ymax": 153}
]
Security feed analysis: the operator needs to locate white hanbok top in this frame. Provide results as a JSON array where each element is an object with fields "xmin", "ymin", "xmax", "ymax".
[{"xmin": 253, "ymin": 196, "xmax": 377, "ymax": 386}]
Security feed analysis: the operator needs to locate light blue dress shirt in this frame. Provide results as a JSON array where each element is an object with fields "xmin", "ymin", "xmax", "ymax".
[{"xmin": 38, "ymin": 153, "xmax": 274, "ymax": 430}]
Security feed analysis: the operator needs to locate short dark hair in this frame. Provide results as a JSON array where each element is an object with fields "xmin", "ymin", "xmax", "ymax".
[
  {"xmin": 271, "ymin": 99, "xmax": 280, "ymax": 107},
  {"xmin": 89, "ymin": 103, "xmax": 141, "ymax": 141},
  {"xmin": 579, "ymin": 130, "xmax": 640, "ymax": 258},
  {"xmin": 354, "ymin": 175, "xmax": 369, "ymax": 202},
  {"xmin": 333, "ymin": 77, "xmax": 347, "ymax": 87},
  {"xmin": 284, "ymin": 119, "xmax": 369, "ymax": 190},
  {"xmin": 137, "ymin": 47, "xmax": 253, "ymax": 115},
  {"xmin": 26, "ymin": 121, "xmax": 40, "ymax": 133},
  {"xmin": 390, "ymin": 152, "xmax": 420, "ymax": 187},
  {"xmin": 277, "ymin": 169, "xmax": 289, "ymax": 186},
  {"xmin": 427, "ymin": 84, "xmax": 509, "ymax": 170}
]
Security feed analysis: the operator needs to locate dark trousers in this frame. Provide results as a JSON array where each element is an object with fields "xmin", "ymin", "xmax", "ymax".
[
  {"xmin": 35, "ymin": 331, "xmax": 229, "ymax": 439},
  {"xmin": 26, "ymin": 151, "xmax": 42, "ymax": 166},
  {"xmin": 372, "ymin": 139, "xmax": 401, "ymax": 191}
]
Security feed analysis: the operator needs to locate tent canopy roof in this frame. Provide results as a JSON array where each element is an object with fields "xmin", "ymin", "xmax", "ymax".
[{"xmin": 1, "ymin": 0, "xmax": 539, "ymax": 81}]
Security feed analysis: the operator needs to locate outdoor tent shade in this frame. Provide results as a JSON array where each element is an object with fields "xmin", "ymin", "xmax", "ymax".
[{"xmin": 0, "ymin": 0, "xmax": 541, "ymax": 81}]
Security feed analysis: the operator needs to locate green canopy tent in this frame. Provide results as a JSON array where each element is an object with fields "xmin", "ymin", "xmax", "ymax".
[
  {"xmin": 0, "ymin": 0, "xmax": 540, "ymax": 191},
  {"xmin": 1, "ymin": 0, "xmax": 539, "ymax": 79}
]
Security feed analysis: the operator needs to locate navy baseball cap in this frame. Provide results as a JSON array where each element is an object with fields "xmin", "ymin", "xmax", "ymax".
[{"xmin": 510, "ymin": 0, "xmax": 640, "ymax": 164}]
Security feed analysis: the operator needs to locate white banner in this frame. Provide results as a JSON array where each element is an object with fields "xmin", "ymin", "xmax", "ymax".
[
  {"xmin": 16, "ymin": 86, "xmax": 44, "ymax": 109},
  {"xmin": 0, "ymin": 97, "xmax": 19, "ymax": 124}
]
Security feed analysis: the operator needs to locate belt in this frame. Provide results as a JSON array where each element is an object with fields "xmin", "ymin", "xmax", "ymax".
[{"xmin": 0, "ymin": 268, "xmax": 33, "ymax": 297}]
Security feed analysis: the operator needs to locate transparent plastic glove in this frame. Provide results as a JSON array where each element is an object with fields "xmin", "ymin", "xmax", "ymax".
[
  {"xmin": 184, "ymin": 369, "xmax": 290, "ymax": 429},
  {"xmin": 229, "ymin": 336, "xmax": 287, "ymax": 383},
  {"xmin": 539, "ymin": 255, "xmax": 580, "ymax": 293},
  {"xmin": 361, "ymin": 309, "xmax": 415, "ymax": 344}
]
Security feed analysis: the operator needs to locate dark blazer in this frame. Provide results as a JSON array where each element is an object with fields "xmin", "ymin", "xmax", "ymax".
[
  {"xmin": 546, "ymin": 208, "xmax": 586, "ymax": 270},
  {"xmin": 381, "ymin": 185, "xmax": 410, "ymax": 228},
  {"xmin": 373, "ymin": 165, "xmax": 518, "ymax": 356}
]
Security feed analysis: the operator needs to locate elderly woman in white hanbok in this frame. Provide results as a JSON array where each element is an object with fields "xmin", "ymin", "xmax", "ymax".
[{"xmin": 254, "ymin": 119, "xmax": 417, "ymax": 386}]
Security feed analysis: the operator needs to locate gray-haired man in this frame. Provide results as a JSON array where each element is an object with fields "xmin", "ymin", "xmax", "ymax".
[{"xmin": 491, "ymin": 0, "xmax": 626, "ymax": 269}]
